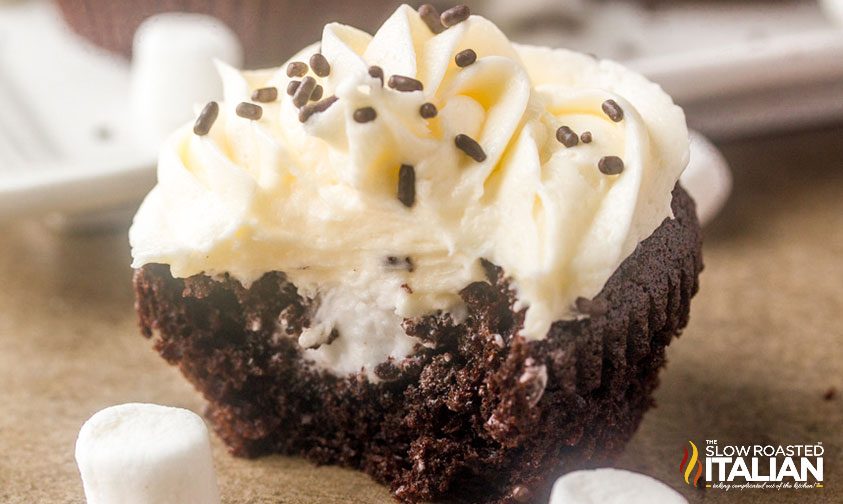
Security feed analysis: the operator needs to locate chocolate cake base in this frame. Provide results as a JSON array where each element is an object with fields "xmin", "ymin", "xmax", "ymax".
[{"xmin": 134, "ymin": 185, "xmax": 702, "ymax": 503}]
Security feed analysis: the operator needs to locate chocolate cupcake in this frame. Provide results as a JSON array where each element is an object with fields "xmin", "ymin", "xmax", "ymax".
[{"xmin": 130, "ymin": 4, "xmax": 702, "ymax": 503}]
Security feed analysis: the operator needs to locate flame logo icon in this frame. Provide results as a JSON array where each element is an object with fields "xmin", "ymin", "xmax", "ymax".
[{"xmin": 679, "ymin": 441, "xmax": 703, "ymax": 487}]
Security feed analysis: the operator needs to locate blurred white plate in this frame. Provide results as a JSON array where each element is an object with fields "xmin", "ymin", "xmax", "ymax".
[{"xmin": 0, "ymin": 0, "xmax": 155, "ymax": 221}]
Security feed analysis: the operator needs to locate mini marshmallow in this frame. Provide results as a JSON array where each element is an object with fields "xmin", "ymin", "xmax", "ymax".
[
  {"xmin": 75, "ymin": 403, "xmax": 220, "ymax": 504},
  {"xmin": 680, "ymin": 131, "xmax": 732, "ymax": 226},
  {"xmin": 130, "ymin": 13, "xmax": 243, "ymax": 152},
  {"xmin": 821, "ymin": 0, "xmax": 843, "ymax": 26},
  {"xmin": 549, "ymin": 468, "xmax": 688, "ymax": 504}
]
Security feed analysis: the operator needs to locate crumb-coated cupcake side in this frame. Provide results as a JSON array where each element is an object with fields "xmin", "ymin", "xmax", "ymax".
[{"xmin": 134, "ymin": 185, "xmax": 701, "ymax": 504}]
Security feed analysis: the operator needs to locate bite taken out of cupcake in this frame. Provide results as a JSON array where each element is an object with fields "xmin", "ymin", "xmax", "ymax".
[{"xmin": 130, "ymin": 4, "xmax": 702, "ymax": 503}]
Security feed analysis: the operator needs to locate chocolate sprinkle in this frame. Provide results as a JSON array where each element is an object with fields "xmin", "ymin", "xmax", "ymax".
[
  {"xmin": 251, "ymin": 87, "xmax": 278, "ymax": 103},
  {"xmin": 418, "ymin": 4, "xmax": 444, "ymax": 34},
  {"xmin": 311, "ymin": 84, "xmax": 324, "ymax": 101},
  {"xmin": 298, "ymin": 95, "xmax": 338, "ymax": 122},
  {"xmin": 824, "ymin": 387, "xmax": 838, "ymax": 401},
  {"xmin": 397, "ymin": 164, "xmax": 416, "ymax": 207},
  {"xmin": 602, "ymin": 99, "xmax": 624, "ymax": 122},
  {"xmin": 388, "ymin": 74, "xmax": 424, "ymax": 92},
  {"xmin": 455, "ymin": 48, "xmax": 477, "ymax": 67},
  {"xmin": 454, "ymin": 134, "xmax": 486, "ymax": 162},
  {"xmin": 286, "ymin": 61, "xmax": 308, "ymax": 77},
  {"xmin": 555, "ymin": 126, "xmax": 579, "ymax": 148},
  {"xmin": 374, "ymin": 360, "xmax": 401, "ymax": 381},
  {"xmin": 581, "ymin": 131, "xmax": 593, "ymax": 143},
  {"xmin": 419, "ymin": 102, "xmax": 438, "ymax": 119},
  {"xmin": 384, "ymin": 255, "xmax": 414, "ymax": 271},
  {"xmin": 286, "ymin": 80, "xmax": 300, "ymax": 96},
  {"xmin": 440, "ymin": 5, "xmax": 470, "ymax": 27},
  {"xmin": 353, "ymin": 106, "xmax": 377, "ymax": 123},
  {"xmin": 368, "ymin": 65, "xmax": 384, "ymax": 86},
  {"xmin": 193, "ymin": 101, "xmax": 218, "ymax": 136},
  {"xmin": 292, "ymin": 76, "xmax": 317, "ymax": 108},
  {"xmin": 309, "ymin": 53, "xmax": 331, "ymax": 78},
  {"xmin": 235, "ymin": 102, "xmax": 262, "ymax": 120},
  {"xmin": 598, "ymin": 156, "xmax": 624, "ymax": 175}
]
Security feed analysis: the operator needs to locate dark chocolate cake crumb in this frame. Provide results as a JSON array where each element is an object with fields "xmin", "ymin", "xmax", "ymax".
[
  {"xmin": 455, "ymin": 49, "xmax": 477, "ymax": 67},
  {"xmin": 193, "ymin": 101, "xmax": 218, "ymax": 136},
  {"xmin": 309, "ymin": 53, "xmax": 331, "ymax": 77},
  {"xmin": 598, "ymin": 156, "xmax": 624, "ymax": 175},
  {"xmin": 287, "ymin": 61, "xmax": 308, "ymax": 77},
  {"xmin": 286, "ymin": 80, "xmax": 301, "ymax": 96},
  {"xmin": 455, "ymin": 134, "xmax": 486, "ymax": 162},
  {"xmin": 388, "ymin": 75, "xmax": 424, "ymax": 92},
  {"xmin": 251, "ymin": 87, "xmax": 278, "ymax": 103},
  {"xmin": 293, "ymin": 76, "xmax": 317, "ymax": 108},
  {"xmin": 418, "ymin": 4, "xmax": 445, "ymax": 34},
  {"xmin": 353, "ymin": 107, "xmax": 377, "ymax": 123},
  {"xmin": 419, "ymin": 102, "xmax": 438, "ymax": 119},
  {"xmin": 556, "ymin": 126, "xmax": 579, "ymax": 148},
  {"xmin": 235, "ymin": 102, "xmax": 262, "ymax": 120},
  {"xmin": 602, "ymin": 99, "xmax": 624, "ymax": 122},
  {"xmin": 581, "ymin": 131, "xmax": 593, "ymax": 143},
  {"xmin": 479, "ymin": 258, "xmax": 500, "ymax": 284},
  {"xmin": 369, "ymin": 65, "xmax": 385, "ymax": 86},
  {"xmin": 575, "ymin": 296, "xmax": 609, "ymax": 317},
  {"xmin": 375, "ymin": 360, "xmax": 401, "ymax": 381},
  {"xmin": 134, "ymin": 185, "xmax": 703, "ymax": 504},
  {"xmin": 441, "ymin": 5, "xmax": 470, "ymax": 27},
  {"xmin": 298, "ymin": 95, "xmax": 338, "ymax": 122}
]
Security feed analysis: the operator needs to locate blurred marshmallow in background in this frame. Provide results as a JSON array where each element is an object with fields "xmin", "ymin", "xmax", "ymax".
[
  {"xmin": 55, "ymin": 0, "xmax": 402, "ymax": 68},
  {"xmin": 820, "ymin": 0, "xmax": 843, "ymax": 25},
  {"xmin": 131, "ymin": 13, "xmax": 242, "ymax": 153},
  {"xmin": 682, "ymin": 132, "xmax": 732, "ymax": 226}
]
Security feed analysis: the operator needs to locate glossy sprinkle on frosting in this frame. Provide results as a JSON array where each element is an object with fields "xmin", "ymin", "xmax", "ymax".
[{"xmin": 130, "ymin": 4, "xmax": 689, "ymax": 377}]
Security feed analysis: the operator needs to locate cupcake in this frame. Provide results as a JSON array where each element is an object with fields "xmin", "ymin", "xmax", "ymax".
[{"xmin": 130, "ymin": 4, "xmax": 702, "ymax": 503}]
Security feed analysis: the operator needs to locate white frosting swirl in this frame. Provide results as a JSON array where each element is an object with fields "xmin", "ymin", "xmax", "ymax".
[{"xmin": 130, "ymin": 5, "xmax": 688, "ymax": 377}]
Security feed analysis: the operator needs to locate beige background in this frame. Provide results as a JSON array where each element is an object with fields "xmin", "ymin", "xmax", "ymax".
[{"xmin": 0, "ymin": 126, "xmax": 841, "ymax": 503}]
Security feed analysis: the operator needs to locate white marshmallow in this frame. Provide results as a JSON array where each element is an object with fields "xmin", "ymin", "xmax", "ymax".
[
  {"xmin": 821, "ymin": 0, "xmax": 843, "ymax": 26},
  {"xmin": 549, "ymin": 468, "xmax": 688, "ymax": 504},
  {"xmin": 130, "ymin": 13, "xmax": 243, "ymax": 153},
  {"xmin": 680, "ymin": 131, "xmax": 732, "ymax": 226},
  {"xmin": 75, "ymin": 403, "xmax": 220, "ymax": 504}
]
